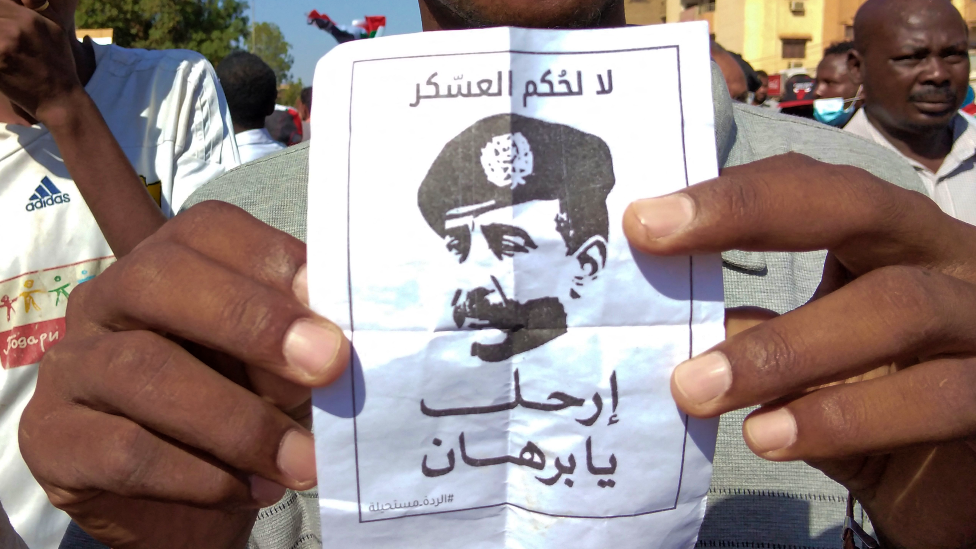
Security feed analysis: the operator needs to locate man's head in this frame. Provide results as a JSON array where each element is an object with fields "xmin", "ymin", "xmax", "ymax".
[
  {"xmin": 296, "ymin": 87, "xmax": 313, "ymax": 122},
  {"xmin": 216, "ymin": 51, "xmax": 279, "ymax": 133},
  {"xmin": 815, "ymin": 42, "xmax": 858, "ymax": 100},
  {"xmin": 418, "ymin": 0, "xmax": 625, "ymax": 30},
  {"xmin": 754, "ymin": 70, "xmax": 769, "ymax": 104},
  {"xmin": 711, "ymin": 42, "xmax": 749, "ymax": 101},
  {"xmin": 851, "ymin": 0, "xmax": 969, "ymax": 135},
  {"xmin": 419, "ymin": 115, "xmax": 615, "ymax": 362}
]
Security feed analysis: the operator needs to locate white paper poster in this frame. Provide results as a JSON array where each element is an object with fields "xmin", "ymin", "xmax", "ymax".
[{"xmin": 309, "ymin": 22, "xmax": 724, "ymax": 549}]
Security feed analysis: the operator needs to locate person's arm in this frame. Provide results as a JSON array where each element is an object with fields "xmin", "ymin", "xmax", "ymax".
[
  {"xmin": 37, "ymin": 88, "xmax": 166, "ymax": 254},
  {"xmin": 0, "ymin": 1, "xmax": 164, "ymax": 255}
]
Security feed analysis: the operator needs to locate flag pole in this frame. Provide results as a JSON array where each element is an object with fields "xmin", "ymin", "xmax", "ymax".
[{"xmin": 251, "ymin": 0, "xmax": 256, "ymax": 52}]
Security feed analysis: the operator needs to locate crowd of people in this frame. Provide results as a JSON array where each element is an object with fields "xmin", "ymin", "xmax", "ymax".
[
  {"xmin": 0, "ymin": 0, "xmax": 974, "ymax": 548},
  {"xmin": 714, "ymin": 0, "xmax": 974, "ymax": 228}
]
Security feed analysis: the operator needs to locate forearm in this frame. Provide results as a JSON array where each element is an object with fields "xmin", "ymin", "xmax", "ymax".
[{"xmin": 37, "ymin": 87, "xmax": 166, "ymax": 257}]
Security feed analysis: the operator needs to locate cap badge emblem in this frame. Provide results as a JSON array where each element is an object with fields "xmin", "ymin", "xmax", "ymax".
[{"xmin": 480, "ymin": 132, "xmax": 533, "ymax": 189}]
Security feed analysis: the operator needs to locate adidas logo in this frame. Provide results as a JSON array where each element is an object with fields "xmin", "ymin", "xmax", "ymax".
[{"xmin": 25, "ymin": 177, "xmax": 71, "ymax": 212}]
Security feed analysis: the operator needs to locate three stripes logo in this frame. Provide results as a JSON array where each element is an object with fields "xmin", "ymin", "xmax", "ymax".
[{"xmin": 25, "ymin": 177, "xmax": 71, "ymax": 212}]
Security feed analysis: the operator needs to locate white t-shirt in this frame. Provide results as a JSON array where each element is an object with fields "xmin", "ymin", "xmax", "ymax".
[
  {"xmin": 846, "ymin": 108, "xmax": 976, "ymax": 226},
  {"xmin": 236, "ymin": 128, "xmax": 286, "ymax": 163},
  {"xmin": 0, "ymin": 43, "xmax": 239, "ymax": 549}
]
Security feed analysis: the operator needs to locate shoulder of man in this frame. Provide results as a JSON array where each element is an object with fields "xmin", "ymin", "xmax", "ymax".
[
  {"xmin": 716, "ymin": 101, "xmax": 928, "ymax": 314},
  {"xmin": 93, "ymin": 43, "xmax": 215, "ymax": 77},
  {"xmin": 728, "ymin": 103, "xmax": 925, "ymax": 194},
  {"xmin": 84, "ymin": 42, "xmax": 239, "ymax": 214},
  {"xmin": 181, "ymin": 142, "xmax": 310, "ymax": 240}
]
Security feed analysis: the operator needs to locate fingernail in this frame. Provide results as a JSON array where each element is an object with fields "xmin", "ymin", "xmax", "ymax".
[
  {"xmin": 283, "ymin": 319, "xmax": 341, "ymax": 380},
  {"xmin": 278, "ymin": 430, "xmax": 317, "ymax": 485},
  {"xmin": 673, "ymin": 352, "xmax": 732, "ymax": 405},
  {"xmin": 632, "ymin": 194, "xmax": 695, "ymax": 239},
  {"xmin": 293, "ymin": 265, "xmax": 309, "ymax": 306},
  {"xmin": 744, "ymin": 408, "xmax": 798, "ymax": 454},
  {"xmin": 249, "ymin": 475, "xmax": 287, "ymax": 506}
]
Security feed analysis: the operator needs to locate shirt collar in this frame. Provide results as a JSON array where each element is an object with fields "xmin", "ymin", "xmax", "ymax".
[
  {"xmin": 846, "ymin": 109, "xmax": 976, "ymax": 178},
  {"xmin": 235, "ymin": 128, "xmax": 278, "ymax": 146},
  {"xmin": 940, "ymin": 113, "xmax": 976, "ymax": 177}
]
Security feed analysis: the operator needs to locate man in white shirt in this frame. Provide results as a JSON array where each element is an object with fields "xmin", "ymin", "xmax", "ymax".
[
  {"xmin": 217, "ymin": 51, "xmax": 287, "ymax": 163},
  {"xmin": 0, "ymin": 0, "xmax": 239, "ymax": 546},
  {"xmin": 846, "ymin": 0, "xmax": 976, "ymax": 225}
]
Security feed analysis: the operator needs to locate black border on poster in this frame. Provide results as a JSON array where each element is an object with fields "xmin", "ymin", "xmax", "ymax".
[{"xmin": 345, "ymin": 44, "xmax": 696, "ymax": 524}]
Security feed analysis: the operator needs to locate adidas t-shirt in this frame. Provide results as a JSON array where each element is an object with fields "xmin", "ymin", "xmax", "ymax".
[{"xmin": 0, "ymin": 43, "xmax": 239, "ymax": 549}]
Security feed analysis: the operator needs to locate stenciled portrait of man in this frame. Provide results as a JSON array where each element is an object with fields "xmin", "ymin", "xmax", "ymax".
[{"xmin": 419, "ymin": 114, "xmax": 617, "ymax": 363}]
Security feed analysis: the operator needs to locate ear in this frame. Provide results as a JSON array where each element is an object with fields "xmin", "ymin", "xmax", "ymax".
[
  {"xmin": 848, "ymin": 50, "xmax": 864, "ymax": 86},
  {"xmin": 569, "ymin": 236, "xmax": 608, "ymax": 299}
]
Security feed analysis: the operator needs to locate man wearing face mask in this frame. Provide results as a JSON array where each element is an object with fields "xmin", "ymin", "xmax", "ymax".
[
  {"xmin": 812, "ymin": 41, "xmax": 862, "ymax": 127},
  {"xmin": 845, "ymin": 0, "xmax": 976, "ymax": 225}
]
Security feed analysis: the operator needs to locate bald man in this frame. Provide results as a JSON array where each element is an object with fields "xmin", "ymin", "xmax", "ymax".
[{"xmin": 846, "ymin": 0, "xmax": 976, "ymax": 225}]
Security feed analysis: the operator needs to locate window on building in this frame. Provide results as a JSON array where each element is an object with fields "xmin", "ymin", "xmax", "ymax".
[{"xmin": 782, "ymin": 39, "xmax": 808, "ymax": 59}]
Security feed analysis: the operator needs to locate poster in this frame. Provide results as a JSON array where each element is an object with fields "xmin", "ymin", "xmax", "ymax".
[{"xmin": 309, "ymin": 22, "xmax": 724, "ymax": 549}]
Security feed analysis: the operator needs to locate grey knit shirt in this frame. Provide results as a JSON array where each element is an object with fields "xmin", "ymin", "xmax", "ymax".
[{"xmin": 60, "ymin": 64, "xmax": 925, "ymax": 549}]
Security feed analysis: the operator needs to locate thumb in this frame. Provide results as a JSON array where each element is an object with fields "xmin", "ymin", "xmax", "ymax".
[{"xmin": 622, "ymin": 152, "xmax": 972, "ymax": 279}]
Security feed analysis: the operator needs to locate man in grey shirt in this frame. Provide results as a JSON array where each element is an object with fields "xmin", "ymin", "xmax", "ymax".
[{"xmin": 33, "ymin": 1, "xmax": 976, "ymax": 548}]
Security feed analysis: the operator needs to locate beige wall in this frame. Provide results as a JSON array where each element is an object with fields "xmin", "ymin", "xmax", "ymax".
[
  {"xmin": 708, "ymin": 0, "xmax": 825, "ymax": 73},
  {"xmin": 822, "ymin": 0, "xmax": 863, "ymax": 47},
  {"xmin": 714, "ymin": 0, "xmax": 745, "ymax": 52},
  {"xmin": 951, "ymin": 0, "xmax": 967, "ymax": 25},
  {"xmin": 624, "ymin": 0, "xmax": 669, "ymax": 24},
  {"xmin": 665, "ymin": 0, "xmax": 684, "ymax": 24},
  {"xmin": 629, "ymin": 0, "xmax": 973, "ymax": 77},
  {"xmin": 823, "ymin": 0, "xmax": 970, "ymax": 51}
]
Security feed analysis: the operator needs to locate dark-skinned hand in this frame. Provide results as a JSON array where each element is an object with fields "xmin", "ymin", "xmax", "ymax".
[
  {"xmin": 20, "ymin": 153, "xmax": 976, "ymax": 548},
  {"xmin": 624, "ymin": 152, "xmax": 976, "ymax": 549},
  {"xmin": 19, "ymin": 202, "xmax": 350, "ymax": 548}
]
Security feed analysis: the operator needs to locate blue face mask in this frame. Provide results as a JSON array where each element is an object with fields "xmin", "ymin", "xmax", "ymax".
[{"xmin": 813, "ymin": 97, "xmax": 857, "ymax": 127}]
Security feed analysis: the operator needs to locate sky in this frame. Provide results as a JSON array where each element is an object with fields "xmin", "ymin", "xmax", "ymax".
[{"xmin": 254, "ymin": 0, "xmax": 424, "ymax": 85}]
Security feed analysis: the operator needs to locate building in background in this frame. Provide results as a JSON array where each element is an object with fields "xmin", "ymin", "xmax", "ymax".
[
  {"xmin": 624, "ymin": 0, "xmax": 668, "ymax": 25},
  {"xmin": 76, "ymin": 28, "xmax": 114, "ymax": 45},
  {"xmin": 626, "ymin": 0, "xmax": 976, "ymax": 85}
]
